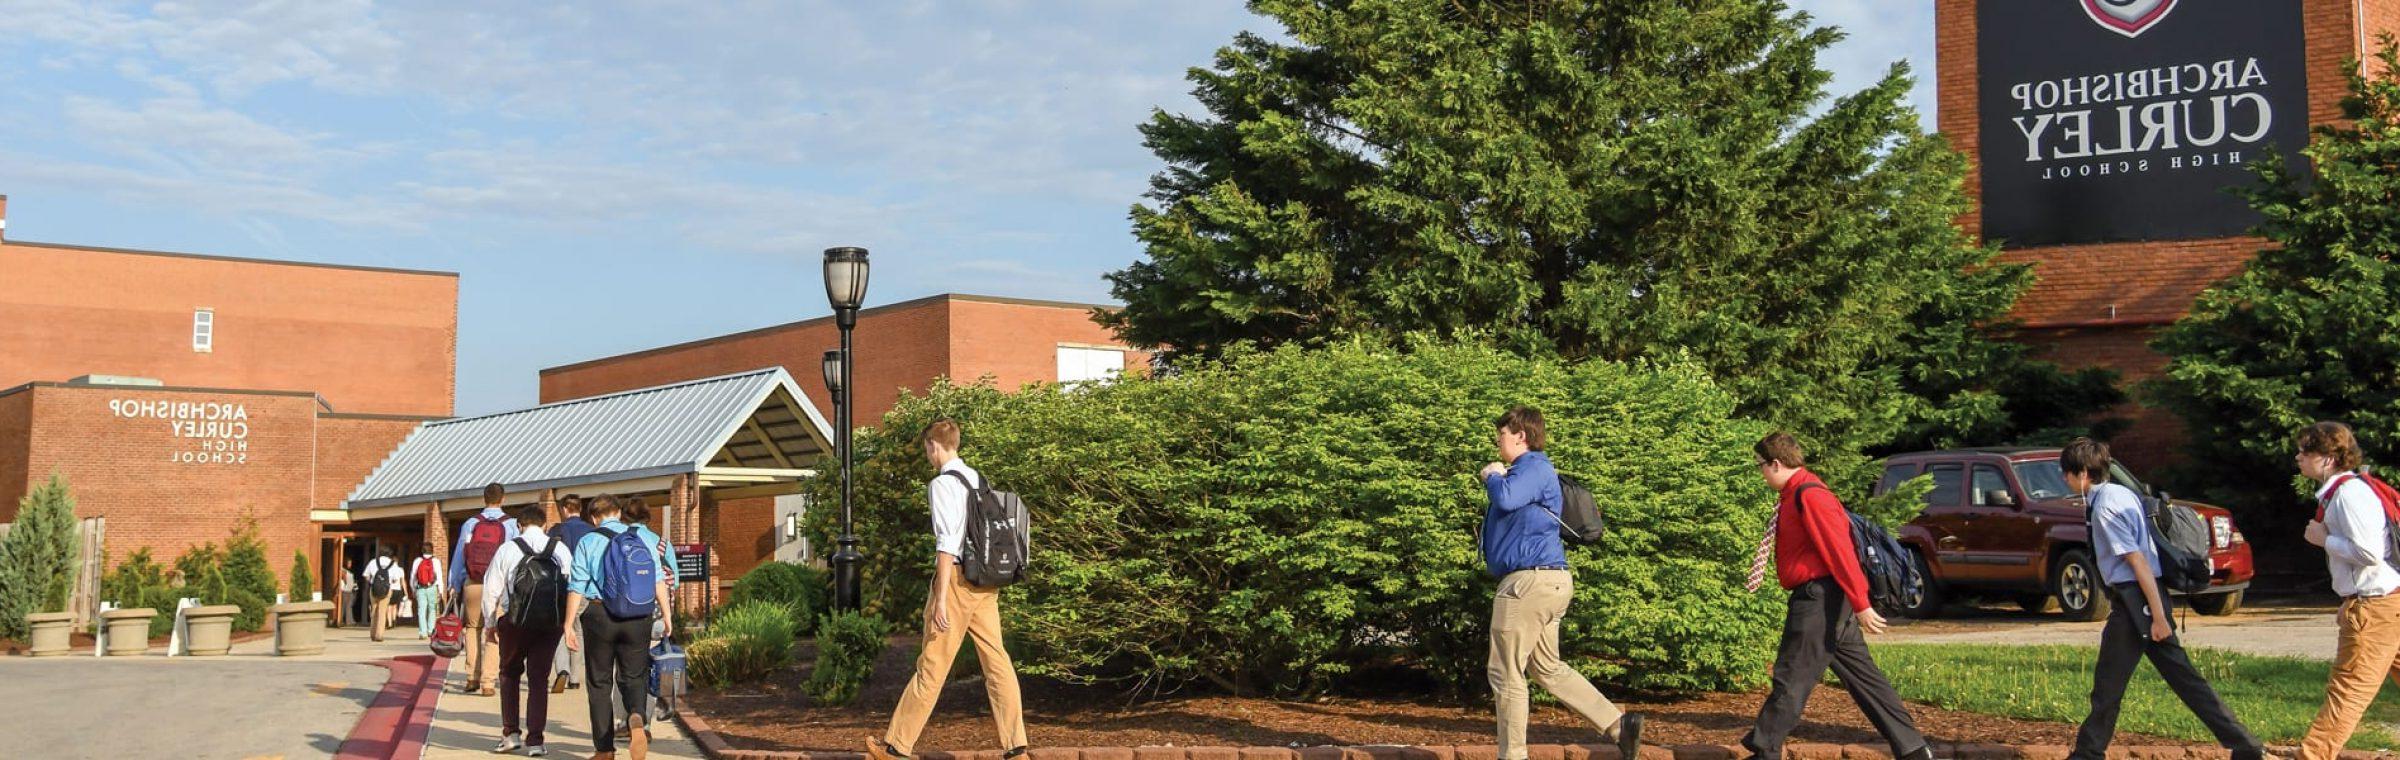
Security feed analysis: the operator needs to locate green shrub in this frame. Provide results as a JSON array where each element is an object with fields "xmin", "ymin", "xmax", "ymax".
[
  {"xmin": 288, "ymin": 551, "xmax": 314, "ymax": 603},
  {"xmin": 804, "ymin": 340, "xmax": 1783, "ymax": 697},
  {"xmin": 218, "ymin": 521, "xmax": 276, "ymax": 606},
  {"xmin": 0, "ymin": 474, "xmax": 80, "ymax": 639},
  {"xmin": 729, "ymin": 562, "xmax": 829, "ymax": 635},
  {"xmin": 805, "ymin": 609, "xmax": 891, "ymax": 706},
  {"xmin": 100, "ymin": 549, "xmax": 182, "ymax": 638},
  {"xmin": 689, "ymin": 601, "xmax": 799, "ymax": 688}
]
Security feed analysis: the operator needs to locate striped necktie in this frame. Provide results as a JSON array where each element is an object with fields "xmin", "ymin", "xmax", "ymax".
[{"xmin": 1744, "ymin": 511, "xmax": 1778, "ymax": 593}]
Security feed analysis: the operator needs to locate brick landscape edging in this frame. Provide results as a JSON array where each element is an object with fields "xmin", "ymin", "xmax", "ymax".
[{"xmin": 670, "ymin": 710, "xmax": 2383, "ymax": 760}]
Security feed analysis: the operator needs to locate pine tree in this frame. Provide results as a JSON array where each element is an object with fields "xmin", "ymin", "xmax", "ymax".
[
  {"xmin": 1105, "ymin": 0, "xmax": 2112, "ymax": 458},
  {"xmin": 0, "ymin": 474, "xmax": 80, "ymax": 639},
  {"xmin": 289, "ymin": 551, "xmax": 315, "ymax": 603},
  {"xmin": 2150, "ymin": 40, "xmax": 2400, "ymax": 552}
]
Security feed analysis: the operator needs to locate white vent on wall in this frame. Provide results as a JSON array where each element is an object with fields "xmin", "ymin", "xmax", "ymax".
[{"xmin": 193, "ymin": 309, "xmax": 214, "ymax": 353}]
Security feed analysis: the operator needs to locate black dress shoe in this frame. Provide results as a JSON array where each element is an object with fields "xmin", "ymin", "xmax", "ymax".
[
  {"xmin": 1897, "ymin": 746, "xmax": 1935, "ymax": 760},
  {"xmin": 1614, "ymin": 713, "xmax": 1644, "ymax": 759},
  {"xmin": 1003, "ymin": 747, "xmax": 1029, "ymax": 760}
]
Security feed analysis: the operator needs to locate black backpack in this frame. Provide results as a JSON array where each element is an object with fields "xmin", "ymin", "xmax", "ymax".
[
  {"xmin": 947, "ymin": 471, "xmax": 1031, "ymax": 588},
  {"xmin": 505, "ymin": 537, "xmax": 569, "ymax": 632},
  {"xmin": 2144, "ymin": 494, "xmax": 2214, "ymax": 595},
  {"xmin": 1547, "ymin": 474, "xmax": 1606, "ymax": 545},
  {"xmin": 366, "ymin": 558, "xmax": 394, "ymax": 600},
  {"xmin": 1797, "ymin": 484, "xmax": 1924, "ymax": 614}
]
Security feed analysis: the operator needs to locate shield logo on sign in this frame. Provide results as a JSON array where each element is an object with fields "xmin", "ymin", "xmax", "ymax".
[{"xmin": 2081, "ymin": 0, "xmax": 2178, "ymax": 38}]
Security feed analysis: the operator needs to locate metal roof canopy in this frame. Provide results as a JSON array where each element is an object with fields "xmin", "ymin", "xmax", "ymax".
[{"xmin": 333, "ymin": 367, "xmax": 833, "ymax": 520}]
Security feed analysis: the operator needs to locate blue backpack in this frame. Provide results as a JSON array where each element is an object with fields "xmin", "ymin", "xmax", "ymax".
[{"xmin": 595, "ymin": 527, "xmax": 659, "ymax": 620}]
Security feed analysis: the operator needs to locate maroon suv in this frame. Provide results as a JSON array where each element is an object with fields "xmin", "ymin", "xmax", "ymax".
[{"xmin": 1870, "ymin": 448, "xmax": 2255, "ymax": 621}]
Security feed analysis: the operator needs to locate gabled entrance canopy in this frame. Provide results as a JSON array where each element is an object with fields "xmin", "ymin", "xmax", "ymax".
[{"xmin": 322, "ymin": 367, "xmax": 832, "ymax": 522}]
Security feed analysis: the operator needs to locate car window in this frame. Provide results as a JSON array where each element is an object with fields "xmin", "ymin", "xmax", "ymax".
[
  {"xmin": 2014, "ymin": 461, "xmax": 2072, "ymax": 501},
  {"xmin": 1924, "ymin": 464, "xmax": 1965, "ymax": 507},
  {"xmin": 2106, "ymin": 461, "xmax": 2148, "ymax": 494},
  {"xmin": 1874, "ymin": 463, "xmax": 1921, "ymax": 496},
  {"xmin": 1970, "ymin": 465, "xmax": 2011, "ymax": 506}
]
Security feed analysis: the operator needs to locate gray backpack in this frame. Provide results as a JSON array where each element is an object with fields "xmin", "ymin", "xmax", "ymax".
[{"xmin": 946, "ymin": 471, "xmax": 1030, "ymax": 588}]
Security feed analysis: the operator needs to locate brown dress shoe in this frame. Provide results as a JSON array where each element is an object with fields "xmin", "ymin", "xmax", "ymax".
[
  {"xmin": 550, "ymin": 672, "xmax": 568, "ymax": 694},
  {"xmin": 627, "ymin": 713, "xmax": 649, "ymax": 760},
  {"xmin": 865, "ymin": 738, "xmax": 908, "ymax": 760}
]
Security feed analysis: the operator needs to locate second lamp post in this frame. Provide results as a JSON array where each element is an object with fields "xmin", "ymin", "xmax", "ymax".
[{"xmin": 822, "ymin": 246, "xmax": 869, "ymax": 612}]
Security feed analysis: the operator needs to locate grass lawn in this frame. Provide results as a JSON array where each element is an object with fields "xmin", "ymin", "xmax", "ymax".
[{"xmin": 1874, "ymin": 643, "xmax": 2400, "ymax": 750}]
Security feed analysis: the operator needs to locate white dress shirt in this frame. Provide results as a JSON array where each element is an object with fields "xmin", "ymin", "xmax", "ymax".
[
  {"xmin": 2319, "ymin": 472, "xmax": 2400, "ymax": 598},
  {"xmin": 408, "ymin": 554, "xmax": 444, "ymax": 591},
  {"xmin": 481, "ymin": 527, "xmax": 575, "ymax": 623},
  {"xmin": 926, "ymin": 458, "xmax": 980, "ymax": 559},
  {"xmin": 363, "ymin": 556, "xmax": 404, "ymax": 597}
]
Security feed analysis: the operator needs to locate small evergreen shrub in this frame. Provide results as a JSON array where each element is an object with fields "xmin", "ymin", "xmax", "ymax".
[
  {"xmin": 0, "ymin": 474, "xmax": 79, "ymax": 639},
  {"xmin": 805, "ymin": 610, "xmax": 891, "ymax": 706},
  {"xmin": 288, "ymin": 551, "xmax": 314, "ymax": 603}
]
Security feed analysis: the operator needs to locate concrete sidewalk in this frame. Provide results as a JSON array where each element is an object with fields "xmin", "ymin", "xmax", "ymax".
[
  {"xmin": 1884, "ymin": 603, "xmax": 2341, "ymax": 660},
  {"xmin": 420, "ymin": 645, "xmax": 703, "ymax": 759}
]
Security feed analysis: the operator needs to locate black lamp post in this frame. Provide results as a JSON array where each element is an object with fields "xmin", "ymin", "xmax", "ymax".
[{"xmin": 822, "ymin": 246, "xmax": 870, "ymax": 611}]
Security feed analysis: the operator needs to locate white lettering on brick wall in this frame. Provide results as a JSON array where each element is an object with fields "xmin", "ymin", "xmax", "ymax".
[{"xmin": 108, "ymin": 398, "xmax": 253, "ymax": 465}]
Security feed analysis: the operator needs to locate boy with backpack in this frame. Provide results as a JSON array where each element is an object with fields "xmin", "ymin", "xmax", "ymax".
[
  {"xmin": 484, "ymin": 503, "xmax": 575, "ymax": 756},
  {"xmin": 452, "ymin": 483, "xmax": 521, "ymax": 695},
  {"xmin": 1478, "ymin": 407, "xmax": 1642, "ymax": 760},
  {"xmin": 364, "ymin": 546, "xmax": 404, "ymax": 642},
  {"xmin": 1742, "ymin": 433, "xmax": 1930, "ymax": 760},
  {"xmin": 2296, "ymin": 421, "xmax": 2400, "ymax": 758},
  {"xmin": 2058, "ymin": 438, "xmax": 2260, "ymax": 760},
  {"xmin": 551, "ymin": 495, "xmax": 595, "ymax": 693},
  {"xmin": 566, "ymin": 494, "xmax": 676, "ymax": 760},
  {"xmin": 866, "ymin": 419, "xmax": 1029, "ymax": 760},
  {"xmin": 410, "ymin": 543, "xmax": 446, "ymax": 639}
]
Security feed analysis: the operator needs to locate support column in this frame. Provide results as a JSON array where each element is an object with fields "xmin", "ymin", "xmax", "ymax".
[
  {"xmin": 540, "ymin": 489, "xmax": 560, "ymax": 526},
  {"xmin": 422, "ymin": 503, "xmax": 450, "ymax": 567},
  {"xmin": 670, "ymin": 475, "xmax": 700, "ymax": 615}
]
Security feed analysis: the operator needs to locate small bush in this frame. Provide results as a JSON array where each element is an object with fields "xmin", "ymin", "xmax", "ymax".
[
  {"xmin": 103, "ymin": 549, "xmax": 182, "ymax": 638},
  {"xmin": 689, "ymin": 601, "xmax": 799, "ymax": 688},
  {"xmin": 805, "ymin": 609, "xmax": 891, "ymax": 706},
  {"xmin": 288, "ymin": 551, "xmax": 314, "ymax": 603},
  {"xmin": 219, "ymin": 521, "xmax": 276, "ymax": 606},
  {"xmin": 0, "ymin": 474, "xmax": 80, "ymax": 639},
  {"xmin": 729, "ymin": 562, "xmax": 830, "ymax": 635}
]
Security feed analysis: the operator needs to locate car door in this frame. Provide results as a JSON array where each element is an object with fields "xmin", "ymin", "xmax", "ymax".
[
  {"xmin": 1960, "ymin": 462, "xmax": 2047, "ymax": 589},
  {"xmin": 1914, "ymin": 463, "xmax": 1976, "ymax": 581}
]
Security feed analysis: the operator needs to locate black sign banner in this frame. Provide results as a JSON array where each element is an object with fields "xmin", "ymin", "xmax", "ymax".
[
  {"xmin": 1977, "ymin": 0, "xmax": 2308, "ymax": 247},
  {"xmin": 673, "ymin": 543, "xmax": 709, "ymax": 582}
]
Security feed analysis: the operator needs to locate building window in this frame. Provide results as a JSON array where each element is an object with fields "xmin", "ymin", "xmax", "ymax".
[
  {"xmin": 192, "ymin": 309, "xmax": 214, "ymax": 353},
  {"xmin": 1057, "ymin": 346, "xmax": 1124, "ymax": 385}
]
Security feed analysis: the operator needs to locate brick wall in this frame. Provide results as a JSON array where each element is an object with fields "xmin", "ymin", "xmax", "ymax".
[
  {"xmin": 0, "ymin": 240, "xmax": 459, "ymax": 417},
  {"xmin": 314, "ymin": 414, "xmax": 435, "ymax": 513},
  {"xmin": 710, "ymin": 496, "xmax": 779, "ymax": 585},
  {"xmin": 13, "ymin": 384, "xmax": 322, "ymax": 584},
  {"xmin": 0, "ymin": 390, "xmax": 29, "ymax": 515}
]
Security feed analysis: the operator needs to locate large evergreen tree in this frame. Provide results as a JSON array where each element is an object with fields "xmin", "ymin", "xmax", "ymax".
[
  {"xmin": 0, "ymin": 474, "xmax": 80, "ymax": 639},
  {"xmin": 2150, "ymin": 43, "xmax": 2400, "ymax": 554},
  {"xmin": 1106, "ymin": 0, "xmax": 2114, "ymax": 457}
]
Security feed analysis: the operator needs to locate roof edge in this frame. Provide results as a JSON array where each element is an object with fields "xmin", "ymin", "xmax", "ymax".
[
  {"xmin": 423, "ymin": 366, "xmax": 790, "ymax": 430},
  {"xmin": 539, "ymin": 293, "xmax": 1121, "ymax": 376},
  {"xmin": 5, "ymin": 238, "xmax": 460, "ymax": 278}
]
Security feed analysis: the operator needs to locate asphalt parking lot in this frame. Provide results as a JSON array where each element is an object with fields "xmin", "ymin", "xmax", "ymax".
[{"xmin": 1884, "ymin": 593, "xmax": 2342, "ymax": 660}]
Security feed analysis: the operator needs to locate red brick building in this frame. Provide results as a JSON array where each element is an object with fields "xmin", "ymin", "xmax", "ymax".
[
  {"xmin": 539, "ymin": 293, "xmax": 1146, "ymax": 584},
  {"xmin": 0, "ymin": 196, "xmax": 458, "ymax": 607},
  {"xmin": 1937, "ymin": 0, "xmax": 2400, "ymax": 471}
]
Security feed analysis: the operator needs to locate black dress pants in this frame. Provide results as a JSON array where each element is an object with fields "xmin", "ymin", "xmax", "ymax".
[
  {"xmin": 581, "ymin": 605, "xmax": 652, "ymax": 750},
  {"xmin": 1742, "ymin": 579, "xmax": 1927, "ymax": 760},
  {"xmin": 2070, "ymin": 584, "xmax": 2258, "ymax": 759},
  {"xmin": 499, "ymin": 623, "xmax": 566, "ymax": 746}
]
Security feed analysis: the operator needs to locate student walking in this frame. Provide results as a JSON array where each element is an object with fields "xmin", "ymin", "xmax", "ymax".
[
  {"xmin": 866, "ymin": 419, "xmax": 1029, "ymax": 760},
  {"xmin": 364, "ymin": 547, "xmax": 404, "ymax": 642},
  {"xmin": 567, "ymin": 494, "xmax": 677, "ymax": 760},
  {"xmin": 2295, "ymin": 421, "xmax": 2400, "ymax": 758},
  {"xmin": 485, "ymin": 503, "xmax": 575, "ymax": 757},
  {"xmin": 454, "ymin": 483, "xmax": 522, "ymax": 695},
  {"xmin": 2057, "ymin": 438, "xmax": 2261, "ymax": 760},
  {"xmin": 550, "ymin": 495, "xmax": 595, "ymax": 693},
  {"xmin": 1741, "ymin": 433, "xmax": 1930, "ymax": 760},
  {"xmin": 337, "ymin": 560, "xmax": 358, "ymax": 628},
  {"xmin": 410, "ymin": 543, "xmax": 445, "ymax": 639},
  {"xmin": 1477, "ymin": 407, "xmax": 1642, "ymax": 760}
]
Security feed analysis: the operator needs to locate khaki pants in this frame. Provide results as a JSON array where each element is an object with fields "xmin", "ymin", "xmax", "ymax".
[
  {"xmin": 462, "ymin": 582, "xmax": 500, "ymax": 689},
  {"xmin": 883, "ymin": 572, "xmax": 1027, "ymax": 756},
  {"xmin": 1490, "ymin": 569, "xmax": 1622, "ymax": 760},
  {"xmin": 370, "ymin": 592, "xmax": 394, "ymax": 640},
  {"xmin": 2302, "ymin": 594, "xmax": 2400, "ymax": 758}
]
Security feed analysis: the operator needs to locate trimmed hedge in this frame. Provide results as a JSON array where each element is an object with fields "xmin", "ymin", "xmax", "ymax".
[{"xmin": 804, "ymin": 340, "xmax": 1786, "ymax": 696}]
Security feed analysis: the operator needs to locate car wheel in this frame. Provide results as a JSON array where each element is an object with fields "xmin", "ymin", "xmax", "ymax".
[
  {"xmin": 2053, "ymin": 548, "xmax": 2112, "ymax": 622},
  {"xmin": 2013, "ymin": 593, "xmax": 2056, "ymax": 614},
  {"xmin": 1893, "ymin": 548, "xmax": 1944, "ymax": 619},
  {"xmin": 2190, "ymin": 590, "xmax": 2244, "ymax": 616}
]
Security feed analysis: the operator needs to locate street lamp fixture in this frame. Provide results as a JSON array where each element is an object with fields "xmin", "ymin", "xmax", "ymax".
[{"xmin": 822, "ymin": 247, "xmax": 870, "ymax": 612}]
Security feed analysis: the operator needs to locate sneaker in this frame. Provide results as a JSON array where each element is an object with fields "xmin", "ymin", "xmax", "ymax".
[
  {"xmin": 495, "ymin": 732, "xmax": 523, "ymax": 753},
  {"xmin": 524, "ymin": 746, "xmax": 547, "ymax": 757},
  {"xmin": 627, "ymin": 713, "xmax": 649, "ymax": 760},
  {"xmin": 1612, "ymin": 713, "xmax": 1644, "ymax": 760}
]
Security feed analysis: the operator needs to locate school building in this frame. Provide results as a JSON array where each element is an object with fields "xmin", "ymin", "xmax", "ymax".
[
  {"xmin": 1939, "ymin": 0, "xmax": 2400, "ymax": 470},
  {"xmin": 0, "ymin": 194, "xmax": 459, "ymax": 607},
  {"xmin": 536, "ymin": 293, "xmax": 1147, "ymax": 587}
]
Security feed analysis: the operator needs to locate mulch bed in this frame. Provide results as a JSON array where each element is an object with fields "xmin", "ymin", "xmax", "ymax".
[{"xmin": 687, "ymin": 637, "xmax": 2194, "ymax": 753}]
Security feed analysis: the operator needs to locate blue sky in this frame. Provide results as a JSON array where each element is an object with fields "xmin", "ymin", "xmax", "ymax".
[{"xmin": 0, "ymin": 1, "xmax": 1935, "ymax": 416}]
